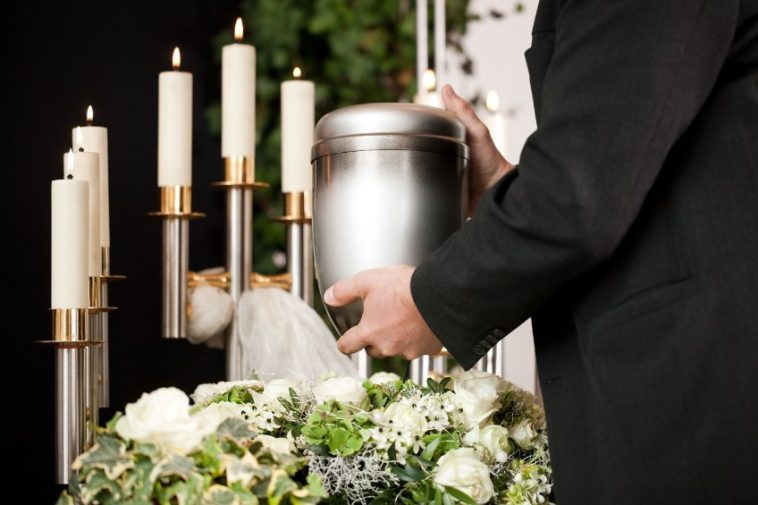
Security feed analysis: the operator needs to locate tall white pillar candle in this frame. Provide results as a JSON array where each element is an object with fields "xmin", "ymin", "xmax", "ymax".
[
  {"xmin": 222, "ymin": 18, "xmax": 256, "ymax": 157},
  {"xmin": 483, "ymin": 91, "xmax": 507, "ymax": 155},
  {"xmin": 281, "ymin": 67, "xmax": 315, "ymax": 192},
  {"xmin": 158, "ymin": 47, "xmax": 193, "ymax": 186},
  {"xmin": 413, "ymin": 69, "xmax": 443, "ymax": 108},
  {"xmin": 51, "ymin": 179, "xmax": 89, "ymax": 309},
  {"xmin": 64, "ymin": 150, "xmax": 101, "ymax": 276},
  {"xmin": 416, "ymin": 0, "xmax": 428, "ymax": 96},
  {"xmin": 72, "ymin": 107, "xmax": 110, "ymax": 246},
  {"xmin": 434, "ymin": 0, "xmax": 446, "ymax": 87}
]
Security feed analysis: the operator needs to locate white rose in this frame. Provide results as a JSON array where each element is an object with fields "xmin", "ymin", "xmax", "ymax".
[
  {"xmin": 369, "ymin": 372, "xmax": 402, "ymax": 385},
  {"xmin": 509, "ymin": 420, "xmax": 537, "ymax": 450},
  {"xmin": 261, "ymin": 379, "xmax": 299, "ymax": 401},
  {"xmin": 454, "ymin": 370, "xmax": 507, "ymax": 429},
  {"xmin": 383, "ymin": 403, "xmax": 428, "ymax": 433},
  {"xmin": 478, "ymin": 425, "xmax": 510, "ymax": 463},
  {"xmin": 147, "ymin": 417, "xmax": 205, "ymax": 455},
  {"xmin": 312, "ymin": 377, "xmax": 367, "ymax": 405},
  {"xmin": 191, "ymin": 379, "xmax": 263, "ymax": 404},
  {"xmin": 193, "ymin": 401, "xmax": 251, "ymax": 435},
  {"xmin": 255, "ymin": 434, "xmax": 296, "ymax": 454},
  {"xmin": 115, "ymin": 387, "xmax": 191, "ymax": 441},
  {"xmin": 434, "ymin": 448, "xmax": 495, "ymax": 504}
]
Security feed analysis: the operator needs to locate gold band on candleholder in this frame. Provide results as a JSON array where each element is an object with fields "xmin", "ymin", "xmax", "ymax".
[
  {"xmin": 49, "ymin": 308, "xmax": 90, "ymax": 345},
  {"xmin": 147, "ymin": 186, "xmax": 205, "ymax": 219},
  {"xmin": 273, "ymin": 192, "xmax": 312, "ymax": 223},
  {"xmin": 211, "ymin": 157, "xmax": 269, "ymax": 189},
  {"xmin": 89, "ymin": 276, "xmax": 101, "ymax": 308}
]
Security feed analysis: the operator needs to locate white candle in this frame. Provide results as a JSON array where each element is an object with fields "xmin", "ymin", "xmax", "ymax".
[
  {"xmin": 483, "ymin": 91, "xmax": 507, "ymax": 155},
  {"xmin": 434, "ymin": 0, "xmax": 446, "ymax": 87},
  {"xmin": 413, "ymin": 69, "xmax": 443, "ymax": 108},
  {"xmin": 222, "ymin": 18, "xmax": 256, "ymax": 158},
  {"xmin": 281, "ymin": 67, "xmax": 315, "ymax": 192},
  {"xmin": 416, "ymin": 0, "xmax": 428, "ymax": 94},
  {"xmin": 158, "ymin": 47, "xmax": 193, "ymax": 186},
  {"xmin": 51, "ymin": 179, "xmax": 89, "ymax": 309},
  {"xmin": 64, "ymin": 148, "xmax": 101, "ymax": 276},
  {"xmin": 72, "ymin": 106, "xmax": 110, "ymax": 246}
]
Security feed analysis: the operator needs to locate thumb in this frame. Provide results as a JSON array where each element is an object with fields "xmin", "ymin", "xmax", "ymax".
[
  {"xmin": 324, "ymin": 273, "xmax": 369, "ymax": 307},
  {"xmin": 336, "ymin": 326, "xmax": 367, "ymax": 355},
  {"xmin": 442, "ymin": 85, "xmax": 489, "ymax": 140}
]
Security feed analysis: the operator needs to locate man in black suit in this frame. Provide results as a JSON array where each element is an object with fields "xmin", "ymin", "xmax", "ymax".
[{"xmin": 324, "ymin": 0, "xmax": 758, "ymax": 502}]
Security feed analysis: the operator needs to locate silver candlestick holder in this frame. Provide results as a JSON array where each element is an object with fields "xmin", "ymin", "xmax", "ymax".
[
  {"xmin": 274, "ymin": 191, "xmax": 314, "ymax": 306},
  {"xmin": 37, "ymin": 307, "xmax": 99, "ymax": 485},
  {"xmin": 98, "ymin": 247, "xmax": 126, "ymax": 408},
  {"xmin": 149, "ymin": 185, "xmax": 205, "ymax": 339}
]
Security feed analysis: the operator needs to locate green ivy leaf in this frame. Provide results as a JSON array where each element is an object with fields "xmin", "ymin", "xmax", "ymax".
[{"xmin": 217, "ymin": 417, "xmax": 256, "ymax": 441}]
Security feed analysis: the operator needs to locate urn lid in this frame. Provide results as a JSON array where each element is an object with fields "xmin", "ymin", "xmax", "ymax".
[{"xmin": 312, "ymin": 103, "xmax": 468, "ymax": 161}]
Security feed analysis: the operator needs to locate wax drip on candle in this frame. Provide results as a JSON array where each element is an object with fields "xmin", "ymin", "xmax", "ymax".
[
  {"xmin": 86, "ymin": 105, "xmax": 94, "ymax": 126},
  {"xmin": 172, "ymin": 47, "xmax": 181, "ymax": 70},
  {"xmin": 486, "ymin": 90, "xmax": 500, "ymax": 112},
  {"xmin": 292, "ymin": 66, "xmax": 302, "ymax": 79},
  {"xmin": 75, "ymin": 127, "xmax": 85, "ymax": 152},
  {"xmin": 422, "ymin": 68, "xmax": 437, "ymax": 92},
  {"xmin": 234, "ymin": 17, "xmax": 244, "ymax": 41}
]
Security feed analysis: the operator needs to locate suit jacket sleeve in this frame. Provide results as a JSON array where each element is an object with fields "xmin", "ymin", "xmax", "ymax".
[{"xmin": 411, "ymin": 0, "xmax": 740, "ymax": 369}]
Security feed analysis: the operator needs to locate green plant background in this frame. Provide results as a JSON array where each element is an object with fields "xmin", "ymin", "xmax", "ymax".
[{"xmin": 206, "ymin": 0, "xmax": 522, "ymax": 373}]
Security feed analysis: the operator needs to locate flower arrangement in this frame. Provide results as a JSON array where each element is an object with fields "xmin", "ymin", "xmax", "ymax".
[{"xmin": 58, "ymin": 371, "xmax": 552, "ymax": 504}]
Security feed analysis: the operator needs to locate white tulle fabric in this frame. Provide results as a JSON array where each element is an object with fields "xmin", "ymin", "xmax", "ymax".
[{"xmin": 236, "ymin": 288, "xmax": 357, "ymax": 380}]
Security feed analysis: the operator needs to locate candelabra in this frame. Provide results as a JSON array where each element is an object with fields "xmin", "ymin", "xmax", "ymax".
[{"xmin": 152, "ymin": 157, "xmax": 314, "ymax": 380}]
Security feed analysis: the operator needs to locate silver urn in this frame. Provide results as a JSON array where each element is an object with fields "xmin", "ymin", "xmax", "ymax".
[{"xmin": 311, "ymin": 103, "xmax": 469, "ymax": 335}]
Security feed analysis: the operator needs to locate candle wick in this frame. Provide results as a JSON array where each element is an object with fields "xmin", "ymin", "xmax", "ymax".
[
  {"xmin": 86, "ymin": 119, "xmax": 93, "ymax": 126},
  {"xmin": 78, "ymin": 147, "xmax": 85, "ymax": 152},
  {"xmin": 66, "ymin": 174, "xmax": 73, "ymax": 180}
]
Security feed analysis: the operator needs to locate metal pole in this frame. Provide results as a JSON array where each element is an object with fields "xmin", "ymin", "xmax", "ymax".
[
  {"xmin": 55, "ymin": 347, "xmax": 86, "ymax": 485},
  {"xmin": 286, "ymin": 221, "xmax": 314, "ymax": 306},
  {"xmin": 162, "ymin": 218, "xmax": 189, "ymax": 338},
  {"xmin": 225, "ymin": 186, "xmax": 253, "ymax": 380}
]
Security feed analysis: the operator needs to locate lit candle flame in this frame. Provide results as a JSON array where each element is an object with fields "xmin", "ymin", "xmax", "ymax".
[
  {"xmin": 486, "ymin": 90, "xmax": 500, "ymax": 112},
  {"xmin": 234, "ymin": 17, "xmax": 244, "ymax": 41},
  {"xmin": 65, "ymin": 148, "xmax": 74, "ymax": 175},
  {"xmin": 86, "ymin": 105, "xmax": 94, "ymax": 125},
  {"xmin": 293, "ymin": 66, "xmax": 302, "ymax": 79},
  {"xmin": 422, "ymin": 69, "xmax": 437, "ymax": 92},
  {"xmin": 75, "ymin": 127, "xmax": 84, "ymax": 149},
  {"xmin": 172, "ymin": 47, "xmax": 181, "ymax": 70}
]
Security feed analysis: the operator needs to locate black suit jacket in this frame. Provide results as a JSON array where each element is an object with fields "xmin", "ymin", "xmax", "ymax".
[{"xmin": 411, "ymin": 0, "xmax": 758, "ymax": 503}]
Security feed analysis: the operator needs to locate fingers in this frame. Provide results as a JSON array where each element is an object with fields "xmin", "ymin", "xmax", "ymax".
[
  {"xmin": 442, "ymin": 85, "xmax": 489, "ymax": 139},
  {"xmin": 324, "ymin": 273, "xmax": 369, "ymax": 307},
  {"xmin": 336, "ymin": 326, "xmax": 367, "ymax": 355}
]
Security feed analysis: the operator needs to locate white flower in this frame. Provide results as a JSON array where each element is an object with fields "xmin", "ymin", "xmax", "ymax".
[
  {"xmin": 478, "ymin": 425, "xmax": 510, "ymax": 463},
  {"xmin": 193, "ymin": 401, "xmax": 252, "ymax": 434},
  {"xmin": 509, "ymin": 420, "xmax": 537, "ymax": 450},
  {"xmin": 434, "ymin": 448, "xmax": 495, "ymax": 504},
  {"xmin": 261, "ymin": 378, "xmax": 299, "ymax": 401},
  {"xmin": 369, "ymin": 372, "xmax": 402, "ymax": 385},
  {"xmin": 255, "ymin": 434, "xmax": 296, "ymax": 454},
  {"xmin": 312, "ymin": 377, "xmax": 367, "ymax": 405},
  {"xmin": 223, "ymin": 452, "xmax": 260, "ymax": 487},
  {"xmin": 191, "ymin": 379, "xmax": 263, "ymax": 404},
  {"xmin": 384, "ymin": 403, "xmax": 428, "ymax": 433},
  {"xmin": 454, "ymin": 370, "xmax": 507, "ymax": 429},
  {"xmin": 147, "ymin": 418, "xmax": 206, "ymax": 455},
  {"xmin": 115, "ymin": 387, "xmax": 190, "ymax": 440}
]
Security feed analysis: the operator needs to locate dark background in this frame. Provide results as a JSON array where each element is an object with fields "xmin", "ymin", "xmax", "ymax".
[{"xmin": 3, "ymin": 1, "xmax": 248, "ymax": 501}]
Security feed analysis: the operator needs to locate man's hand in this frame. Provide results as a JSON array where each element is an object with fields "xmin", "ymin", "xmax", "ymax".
[
  {"xmin": 324, "ymin": 265, "xmax": 443, "ymax": 360},
  {"xmin": 442, "ymin": 85, "xmax": 514, "ymax": 216}
]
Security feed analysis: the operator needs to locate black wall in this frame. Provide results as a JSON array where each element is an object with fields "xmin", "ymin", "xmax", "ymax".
[{"xmin": 4, "ymin": 1, "xmax": 244, "ymax": 500}]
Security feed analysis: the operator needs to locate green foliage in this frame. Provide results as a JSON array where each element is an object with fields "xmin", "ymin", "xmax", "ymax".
[{"xmin": 301, "ymin": 400, "xmax": 373, "ymax": 457}]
